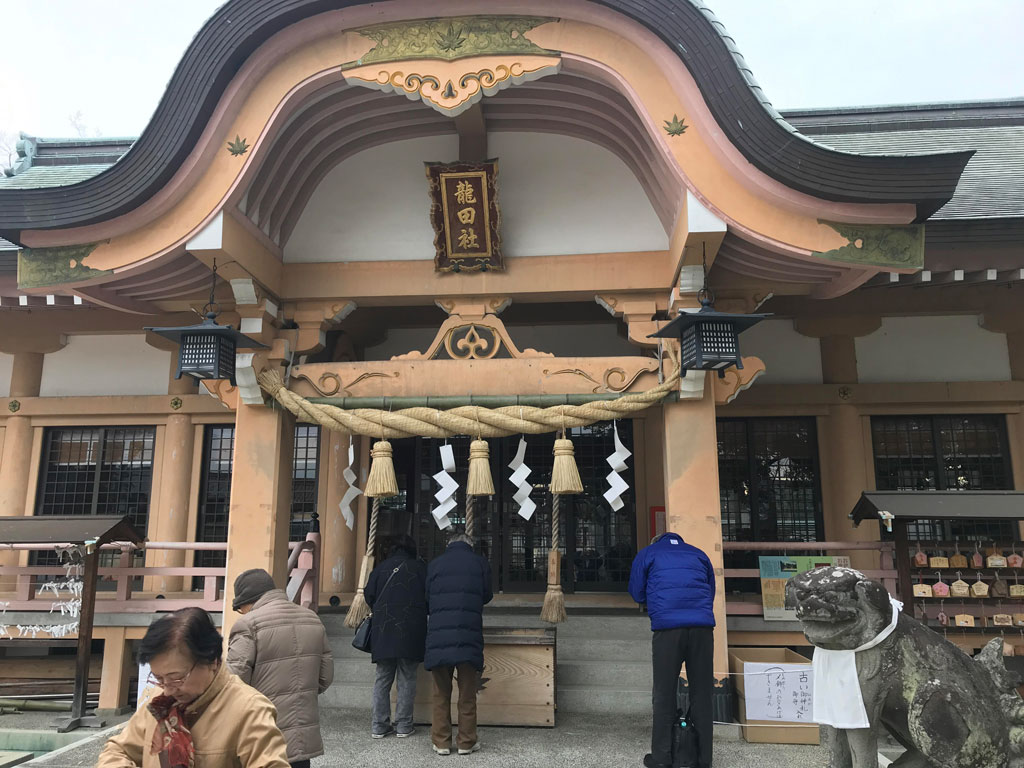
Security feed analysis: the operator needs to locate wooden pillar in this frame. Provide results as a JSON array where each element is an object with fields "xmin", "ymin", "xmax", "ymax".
[
  {"xmin": 97, "ymin": 627, "xmax": 133, "ymax": 714},
  {"xmin": 321, "ymin": 430, "xmax": 359, "ymax": 597},
  {"xmin": 0, "ymin": 352, "xmax": 42, "ymax": 514},
  {"xmin": 816, "ymin": 328, "xmax": 879, "ymax": 570},
  {"xmin": 222, "ymin": 402, "xmax": 295, "ymax": 638},
  {"xmin": 147, "ymin": 362, "xmax": 198, "ymax": 593},
  {"xmin": 0, "ymin": 353, "xmax": 43, "ymax": 587},
  {"xmin": 819, "ymin": 405, "xmax": 878, "ymax": 569},
  {"xmin": 1002, "ymin": 330, "xmax": 1024, "ymax": 538},
  {"xmin": 661, "ymin": 378, "xmax": 728, "ymax": 684}
]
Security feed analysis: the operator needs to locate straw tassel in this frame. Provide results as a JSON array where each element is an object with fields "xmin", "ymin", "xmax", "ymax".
[
  {"xmin": 549, "ymin": 436, "xmax": 583, "ymax": 495},
  {"xmin": 466, "ymin": 439, "xmax": 495, "ymax": 496},
  {"xmin": 344, "ymin": 497, "xmax": 381, "ymax": 627},
  {"xmin": 540, "ymin": 494, "xmax": 567, "ymax": 624},
  {"xmin": 364, "ymin": 440, "xmax": 399, "ymax": 498}
]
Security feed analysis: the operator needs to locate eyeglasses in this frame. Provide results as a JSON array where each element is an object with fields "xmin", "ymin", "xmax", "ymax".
[{"xmin": 147, "ymin": 664, "xmax": 196, "ymax": 689}]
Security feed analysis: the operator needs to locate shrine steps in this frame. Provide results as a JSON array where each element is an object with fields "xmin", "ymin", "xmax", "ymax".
[{"xmin": 320, "ymin": 612, "xmax": 655, "ymax": 716}]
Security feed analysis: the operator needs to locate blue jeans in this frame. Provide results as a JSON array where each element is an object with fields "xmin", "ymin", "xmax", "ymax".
[{"xmin": 372, "ymin": 658, "xmax": 419, "ymax": 734}]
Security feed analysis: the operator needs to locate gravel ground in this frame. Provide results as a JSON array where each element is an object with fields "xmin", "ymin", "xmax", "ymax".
[{"xmin": 21, "ymin": 709, "xmax": 830, "ymax": 768}]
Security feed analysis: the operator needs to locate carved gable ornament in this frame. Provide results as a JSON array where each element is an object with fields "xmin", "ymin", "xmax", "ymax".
[
  {"xmin": 342, "ymin": 16, "xmax": 561, "ymax": 117},
  {"xmin": 425, "ymin": 160, "xmax": 503, "ymax": 273}
]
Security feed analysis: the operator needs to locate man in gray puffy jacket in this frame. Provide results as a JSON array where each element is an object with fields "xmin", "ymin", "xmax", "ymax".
[{"xmin": 227, "ymin": 569, "xmax": 334, "ymax": 768}]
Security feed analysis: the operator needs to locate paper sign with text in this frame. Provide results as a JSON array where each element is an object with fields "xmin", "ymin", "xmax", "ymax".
[{"xmin": 742, "ymin": 662, "xmax": 815, "ymax": 722}]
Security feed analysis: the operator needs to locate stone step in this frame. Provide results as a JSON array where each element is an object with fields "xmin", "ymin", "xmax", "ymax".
[
  {"xmin": 550, "ymin": 615, "xmax": 651, "ymax": 637},
  {"xmin": 333, "ymin": 658, "xmax": 378, "ymax": 684},
  {"xmin": 556, "ymin": 635, "xmax": 648, "ymax": 661},
  {"xmin": 556, "ymin": 659, "xmax": 651, "ymax": 689},
  {"xmin": 320, "ymin": 681, "xmax": 373, "ymax": 710},
  {"xmin": 557, "ymin": 684, "xmax": 651, "ymax": 714}
]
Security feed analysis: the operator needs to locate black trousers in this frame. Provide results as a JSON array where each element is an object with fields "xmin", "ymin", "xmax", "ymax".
[
  {"xmin": 290, "ymin": 761, "xmax": 310, "ymax": 768},
  {"xmin": 651, "ymin": 626, "xmax": 714, "ymax": 768}
]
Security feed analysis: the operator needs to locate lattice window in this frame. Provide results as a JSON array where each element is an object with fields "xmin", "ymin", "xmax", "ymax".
[
  {"xmin": 35, "ymin": 427, "xmax": 155, "ymax": 570},
  {"xmin": 716, "ymin": 418, "xmax": 823, "ymax": 545},
  {"xmin": 566, "ymin": 422, "xmax": 637, "ymax": 590},
  {"xmin": 871, "ymin": 415, "xmax": 1014, "ymax": 541},
  {"xmin": 195, "ymin": 426, "xmax": 235, "ymax": 569},
  {"xmin": 717, "ymin": 420, "xmax": 752, "ymax": 543},
  {"xmin": 37, "ymin": 427, "xmax": 155, "ymax": 529},
  {"xmin": 289, "ymin": 425, "xmax": 321, "ymax": 541}
]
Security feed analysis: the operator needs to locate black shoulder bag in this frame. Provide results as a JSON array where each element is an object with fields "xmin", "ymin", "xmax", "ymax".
[
  {"xmin": 351, "ymin": 563, "xmax": 402, "ymax": 653},
  {"xmin": 672, "ymin": 706, "xmax": 699, "ymax": 768}
]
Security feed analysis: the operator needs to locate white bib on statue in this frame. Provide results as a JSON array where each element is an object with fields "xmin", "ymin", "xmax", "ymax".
[{"xmin": 812, "ymin": 595, "xmax": 902, "ymax": 729}]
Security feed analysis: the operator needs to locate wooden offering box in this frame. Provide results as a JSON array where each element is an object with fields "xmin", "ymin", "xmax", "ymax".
[{"xmin": 403, "ymin": 626, "xmax": 556, "ymax": 727}]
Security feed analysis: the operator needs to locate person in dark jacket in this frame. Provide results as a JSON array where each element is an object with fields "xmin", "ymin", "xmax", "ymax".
[
  {"xmin": 424, "ymin": 531, "xmax": 493, "ymax": 756},
  {"xmin": 629, "ymin": 533, "xmax": 716, "ymax": 768},
  {"xmin": 364, "ymin": 535, "xmax": 428, "ymax": 739}
]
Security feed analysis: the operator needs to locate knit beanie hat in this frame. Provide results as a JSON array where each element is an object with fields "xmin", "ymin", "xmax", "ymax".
[{"xmin": 232, "ymin": 568, "xmax": 276, "ymax": 611}]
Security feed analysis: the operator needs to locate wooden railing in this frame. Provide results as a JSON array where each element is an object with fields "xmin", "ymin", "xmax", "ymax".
[
  {"xmin": 722, "ymin": 540, "xmax": 898, "ymax": 617},
  {"xmin": 0, "ymin": 534, "xmax": 321, "ymax": 615}
]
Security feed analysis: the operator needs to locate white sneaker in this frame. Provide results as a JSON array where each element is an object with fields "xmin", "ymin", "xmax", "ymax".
[
  {"xmin": 432, "ymin": 744, "xmax": 451, "ymax": 756},
  {"xmin": 458, "ymin": 743, "xmax": 481, "ymax": 755},
  {"xmin": 396, "ymin": 727, "xmax": 415, "ymax": 738}
]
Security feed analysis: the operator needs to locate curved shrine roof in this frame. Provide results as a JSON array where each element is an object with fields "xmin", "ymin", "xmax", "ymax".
[{"xmin": 0, "ymin": 0, "xmax": 970, "ymax": 240}]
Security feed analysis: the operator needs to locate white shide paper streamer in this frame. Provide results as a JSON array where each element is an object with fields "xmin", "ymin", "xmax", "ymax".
[
  {"xmin": 508, "ymin": 437, "xmax": 537, "ymax": 521},
  {"xmin": 339, "ymin": 440, "xmax": 362, "ymax": 530},
  {"xmin": 603, "ymin": 422, "xmax": 632, "ymax": 511},
  {"xmin": 431, "ymin": 443, "xmax": 457, "ymax": 530}
]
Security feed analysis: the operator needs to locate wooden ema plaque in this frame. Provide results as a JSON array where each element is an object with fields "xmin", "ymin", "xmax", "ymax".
[
  {"xmin": 954, "ymin": 614, "xmax": 976, "ymax": 628},
  {"xmin": 929, "ymin": 556, "xmax": 950, "ymax": 569},
  {"xmin": 426, "ymin": 160, "xmax": 503, "ymax": 273},
  {"xmin": 949, "ymin": 553, "xmax": 969, "ymax": 569}
]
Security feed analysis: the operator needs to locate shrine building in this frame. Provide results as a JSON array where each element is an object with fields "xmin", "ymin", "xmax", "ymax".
[{"xmin": 2, "ymin": 0, "xmax": 1023, "ymax": 721}]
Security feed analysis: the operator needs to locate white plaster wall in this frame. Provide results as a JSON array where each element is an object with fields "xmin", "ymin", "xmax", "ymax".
[
  {"xmin": 285, "ymin": 135, "xmax": 459, "ymax": 263},
  {"xmin": 284, "ymin": 132, "xmax": 668, "ymax": 263},
  {"xmin": 737, "ymin": 319, "xmax": 822, "ymax": 384},
  {"xmin": 0, "ymin": 353, "xmax": 12, "ymax": 398},
  {"xmin": 856, "ymin": 315, "xmax": 1010, "ymax": 383},
  {"xmin": 40, "ymin": 335, "xmax": 172, "ymax": 397},
  {"xmin": 488, "ymin": 132, "xmax": 669, "ymax": 256}
]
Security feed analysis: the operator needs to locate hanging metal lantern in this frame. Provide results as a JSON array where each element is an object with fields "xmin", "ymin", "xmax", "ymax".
[
  {"xmin": 648, "ymin": 248, "xmax": 768, "ymax": 375},
  {"xmin": 145, "ymin": 260, "xmax": 266, "ymax": 385}
]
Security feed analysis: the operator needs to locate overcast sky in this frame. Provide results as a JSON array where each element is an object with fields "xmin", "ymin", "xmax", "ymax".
[{"xmin": 1, "ymin": 0, "xmax": 1023, "ymax": 139}]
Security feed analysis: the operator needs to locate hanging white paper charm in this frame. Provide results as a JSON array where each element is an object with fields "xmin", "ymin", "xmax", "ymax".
[
  {"xmin": 508, "ymin": 437, "xmax": 536, "ymax": 520},
  {"xmin": 339, "ymin": 440, "xmax": 362, "ymax": 530},
  {"xmin": 603, "ymin": 422, "xmax": 632, "ymax": 511},
  {"xmin": 431, "ymin": 443, "xmax": 458, "ymax": 530}
]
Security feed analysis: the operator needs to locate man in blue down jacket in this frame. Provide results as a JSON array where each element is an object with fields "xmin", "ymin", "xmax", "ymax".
[
  {"xmin": 629, "ymin": 532, "xmax": 716, "ymax": 768},
  {"xmin": 424, "ymin": 532, "xmax": 493, "ymax": 756}
]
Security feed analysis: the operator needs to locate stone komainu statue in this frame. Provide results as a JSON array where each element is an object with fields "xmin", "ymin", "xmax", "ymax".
[{"xmin": 786, "ymin": 566, "xmax": 1024, "ymax": 768}]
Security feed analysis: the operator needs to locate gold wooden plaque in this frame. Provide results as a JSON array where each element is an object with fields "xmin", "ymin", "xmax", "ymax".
[{"xmin": 426, "ymin": 160, "xmax": 503, "ymax": 273}]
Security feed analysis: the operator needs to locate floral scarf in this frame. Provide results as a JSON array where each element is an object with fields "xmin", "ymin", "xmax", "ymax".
[{"xmin": 148, "ymin": 694, "xmax": 196, "ymax": 768}]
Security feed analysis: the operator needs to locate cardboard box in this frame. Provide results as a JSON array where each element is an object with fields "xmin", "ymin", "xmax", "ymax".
[{"xmin": 728, "ymin": 647, "xmax": 820, "ymax": 745}]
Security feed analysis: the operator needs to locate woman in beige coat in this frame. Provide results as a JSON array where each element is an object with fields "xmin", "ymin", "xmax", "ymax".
[{"xmin": 98, "ymin": 607, "xmax": 290, "ymax": 768}]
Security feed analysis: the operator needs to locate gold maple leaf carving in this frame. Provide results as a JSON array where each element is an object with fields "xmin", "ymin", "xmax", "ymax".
[
  {"xmin": 436, "ymin": 23, "xmax": 466, "ymax": 53},
  {"xmin": 663, "ymin": 115, "xmax": 688, "ymax": 136},
  {"xmin": 226, "ymin": 135, "xmax": 249, "ymax": 156}
]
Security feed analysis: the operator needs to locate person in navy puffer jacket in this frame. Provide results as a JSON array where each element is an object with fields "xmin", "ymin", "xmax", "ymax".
[
  {"xmin": 424, "ymin": 532, "xmax": 493, "ymax": 756},
  {"xmin": 629, "ymin": 532, "xmax": 715, "ymax": 768}
]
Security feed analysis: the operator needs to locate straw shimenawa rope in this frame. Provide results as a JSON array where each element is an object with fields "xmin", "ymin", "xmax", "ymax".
[{"xmin": 257, "ymin": 352, "xmax": 681, "ymax": 439}]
